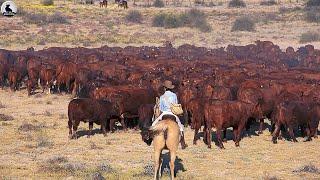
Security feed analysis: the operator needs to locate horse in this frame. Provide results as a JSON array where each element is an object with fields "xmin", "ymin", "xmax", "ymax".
[
  {"xmin": 150, "ymin": 116, "xmax": 180, "ymax": 180},
  {"xmin": 100, "ymin": 0, "xmax": 107, "ymax": 7}
]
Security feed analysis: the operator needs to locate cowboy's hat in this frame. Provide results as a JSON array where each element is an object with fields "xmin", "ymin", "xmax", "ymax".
[{"xmin": 163, "ymin": 80, "xmax": 175, "ymax": 89}]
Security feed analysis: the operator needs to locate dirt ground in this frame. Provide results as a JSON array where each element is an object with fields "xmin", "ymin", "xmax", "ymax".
[{"xmin": 0, "ymin": 88, "xmax": 319, "ymax": 179}]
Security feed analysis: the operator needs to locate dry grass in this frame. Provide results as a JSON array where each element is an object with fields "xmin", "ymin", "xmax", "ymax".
[
  {"xmin": 0, "ymin": 89, "xmax": 319, "ymax": 179},
  {"xmin": 0, "ymin": 0, "xmax": 318, "ymax": 50}
]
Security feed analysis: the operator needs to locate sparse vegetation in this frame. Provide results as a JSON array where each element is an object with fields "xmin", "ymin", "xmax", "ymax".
[
  {"xmin": 260, "ymin": 0, "xmax": 277, "ymax": 6},
  {"xmin": 232, "ymin": 16, "xmax": 255, "ymax": 32},
  {"xmin": 228, "ymin": 0, "xmax": 246, "ymax": 8},
  {"xmin": 18, "ymin": 121, "xmax": 48, "ymax": 132},
  {"xmin": 300, "ymin": 32, "xmax": 320, "ymax": 43},
  {"xmin": 125, "ymin": 10, "xmax": 143, "ymax": 23},
  {"xmin": 40, "ymin": 156, "xmax": 86, "ymax": 174},
  {"xmin": 0, "ymin": 114, "xmax": 14, "ymax": 121},
  {"xmin": 18, "ymin": 122, "xmax": 40, "ymax": 132},
  {"xmin": 97, "ymin": 162, "xmax": 115, "ymax": 173},
  {"xmin": 152, "ymin": 9, "xmax": 211, "ymax": 32},
  {"xmin": 23, "ymin": 12, "xmax": 69, "ymax": 25},
  {"xmin": 44, "ymin": 110, "xmax": 52, "ymax": 116},
  {"xmin": 305, "ymin": 8, "xmax": 320, "ymax": 23},
  {"xmin": 306, "ymin": 0, "xmax": 320, "ymax": 7},
  {"xmin": 153, "ymin": 0, "xmax": 165, "ymax": 7},
  {"xmin": 293, "ymin": 164, "xmax": 320, "ymax": 174},
  {"xmin": 194, "ymin": 0, "xmax": 205, "ymax": 6},
  {"xmin": 36, "ymin": 136, "xmax": 53, "ymax": 148},
  {"xmin": 41, "ymin": 0, "xmax": 54, "ymax": 6},
  {"xmin": 47, "ymin": 12, "xmax": 70, "ymax": 24}
]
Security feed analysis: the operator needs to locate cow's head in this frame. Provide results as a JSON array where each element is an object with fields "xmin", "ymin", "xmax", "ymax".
[{"xmin": 140, "ymin": 126, "xmax": 153, "ymax": 146}]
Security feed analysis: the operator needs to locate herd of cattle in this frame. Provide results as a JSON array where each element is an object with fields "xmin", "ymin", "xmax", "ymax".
[{"xmin": 0, "ymin": 41, "xmax": 320, "ymax": 148}]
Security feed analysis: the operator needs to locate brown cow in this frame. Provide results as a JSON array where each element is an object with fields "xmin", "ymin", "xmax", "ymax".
[
  {"xmin": 204, "ymin": 100, "xmax": 263, "ymax": 149},
  {"xmin": 27, "ymin": 79, "xmax": 37, "ymax": 96},
  {"xmin": 40, "ymin": 68, "xmax": 56, "ymax": 94},
  {"xmin": 8, "ymin": 68, "xmax": 22, "ymax": 91},
  {"xmin": 272, "ymin": 101, "xmax": 320, "ymax": 143},
  {"xmin": 68, "ymin": 98, "xmax": 118, "ymax": 139}
]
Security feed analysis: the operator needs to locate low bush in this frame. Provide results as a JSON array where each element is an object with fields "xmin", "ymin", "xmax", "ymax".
[
  {"xmin": 125, "ymin": 10, "xmax": 143, "ymax": 23},
  {"xmin": 300, "ymin": 32, "xmax": 320, "ymax": 43},
  {"xmin": 0, "ymin": 114, "xmax": 14, "ymax": 121},
  {"xmin": 23, "ymin": 12, "xmax": 69, "ymax": 25},
  {"xmin": 305, "ymin": 8, "xmax": 320, "ymax": 23},
  {"xmin": 306, "ymin": 0, "xmax": 320, "ymax": 7},
  {"xmin": 153, "ymin": 0, "xmax": 165, "ymax": 7},
  {"xmin": 228, "ymin": 0, "xmax": 246, "ymax": 8},
  {"xmin": 152, "ymin": 9, "xmax": 211, "ymax": 32},
  {"xmin": 232, "ymin": 16, "xmax": 255, "ymax": 31},
  {"xmin": 41, "ymin": 0, "xmax": 54, "ymax": 6},
  {"xmin": 47, "ymin": 12, "xmax": 70, "ymax": 24},
  {"xmin": 260, "ymin": 0, "xmax": 277, "ymax": 6}
]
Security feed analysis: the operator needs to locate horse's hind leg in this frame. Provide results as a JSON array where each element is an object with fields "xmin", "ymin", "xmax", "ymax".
[
  {"xmin": 154, "ymin": 150, "xmax": 161, "ymax": 180},
  {"xmin": 169, "ymin": 151, "xmax": 176, "ymax": 180}
]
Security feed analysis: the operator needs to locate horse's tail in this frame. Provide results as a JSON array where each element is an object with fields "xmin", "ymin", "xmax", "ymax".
[{"xmin": 150, "ymin": 120, "xmax": 168, "ymax": 134}]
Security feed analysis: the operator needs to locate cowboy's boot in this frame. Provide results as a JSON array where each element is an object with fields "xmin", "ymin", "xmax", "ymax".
[{"xmin": 180, "ymin": 132, "xmax": 188, "ymax": 149}]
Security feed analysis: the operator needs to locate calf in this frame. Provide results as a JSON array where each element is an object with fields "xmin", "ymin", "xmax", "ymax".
[
  {"xmin": 68, "ymin": 98, "xmax": 118, "ymax": 139},
  {"xmin": 204, "ymin": 100, "xmax": 262, "ymax": 149},
  {"xmin": 272, "ymin": 101, "xmax": 320, "ymax": 143}
]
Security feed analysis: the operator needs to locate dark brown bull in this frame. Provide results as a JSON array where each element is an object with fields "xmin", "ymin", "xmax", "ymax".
[{"xmin": 68, "ymin": 98, "xmax": 118, "ymax": 139}]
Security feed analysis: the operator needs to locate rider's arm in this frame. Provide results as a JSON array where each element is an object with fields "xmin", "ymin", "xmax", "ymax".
[
  {"xmin": 159, "ymin": 96, "xmax": 165, "ymax": 112},
  {"xmin": 173, "ymin": 93, "xmax": 178, "ymax": 104}
]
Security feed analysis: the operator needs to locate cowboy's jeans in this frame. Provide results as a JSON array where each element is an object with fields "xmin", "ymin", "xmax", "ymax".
[{"xmin": 152, "ymin": 111, "xmax": 184, "ymax": 132}]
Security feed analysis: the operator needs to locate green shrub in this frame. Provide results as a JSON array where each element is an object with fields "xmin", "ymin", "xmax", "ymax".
[
  {"xmin": 41, "ymin": 0, "xmax": 54, "ymax": 6},
  {"xmin": 153, "ymin": 0, "xmax": 165, "ymax": 7},
  {"xmin": 194, "ymin": 0, "xmax": 205, "ymax": 5},
  {"xmin": 152, "ymin": 13, "xmax": 167, "ymax": 27},
  {"xmin": 232, "ymin": 16, "xmax": 255, "ymax": 31},
  {"xmin": 152, "ymin": 9, "xmax": 211, "ymax": 32},
  {"xmin": 125, "ymin": 10, "xmax": 143, "ymax": 23},
  {"xmin": 306, "ymin": 0, "xmax": 320, "ymax": 7},
  {"xmin": 23, "ymin": 12, "xmax": 69, "ymax": 25},
  {"xmin": 164, "ymin": 14, "xmax": 181, "ymax": 28},
  {"xmin": 305, "ymin": 8, "xmax": 320, "ymax": 23},
  {"xmin": 47, "ymin": 12, "xmax": 69, "ymax": 24},
  {"xmin": 228, "ymin": 0, "xmax": 246, "ymax": 8},
  {"xmin": 300, "ymin": 32, "xmax": 320, "ymax": 43},
  {"xmin": 260, "ymin": 0, "xmax": 277, "ymax": 6},
  {"xmin": 23, "ymin": 13, "xmax": 48, "ymax": 24}
]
